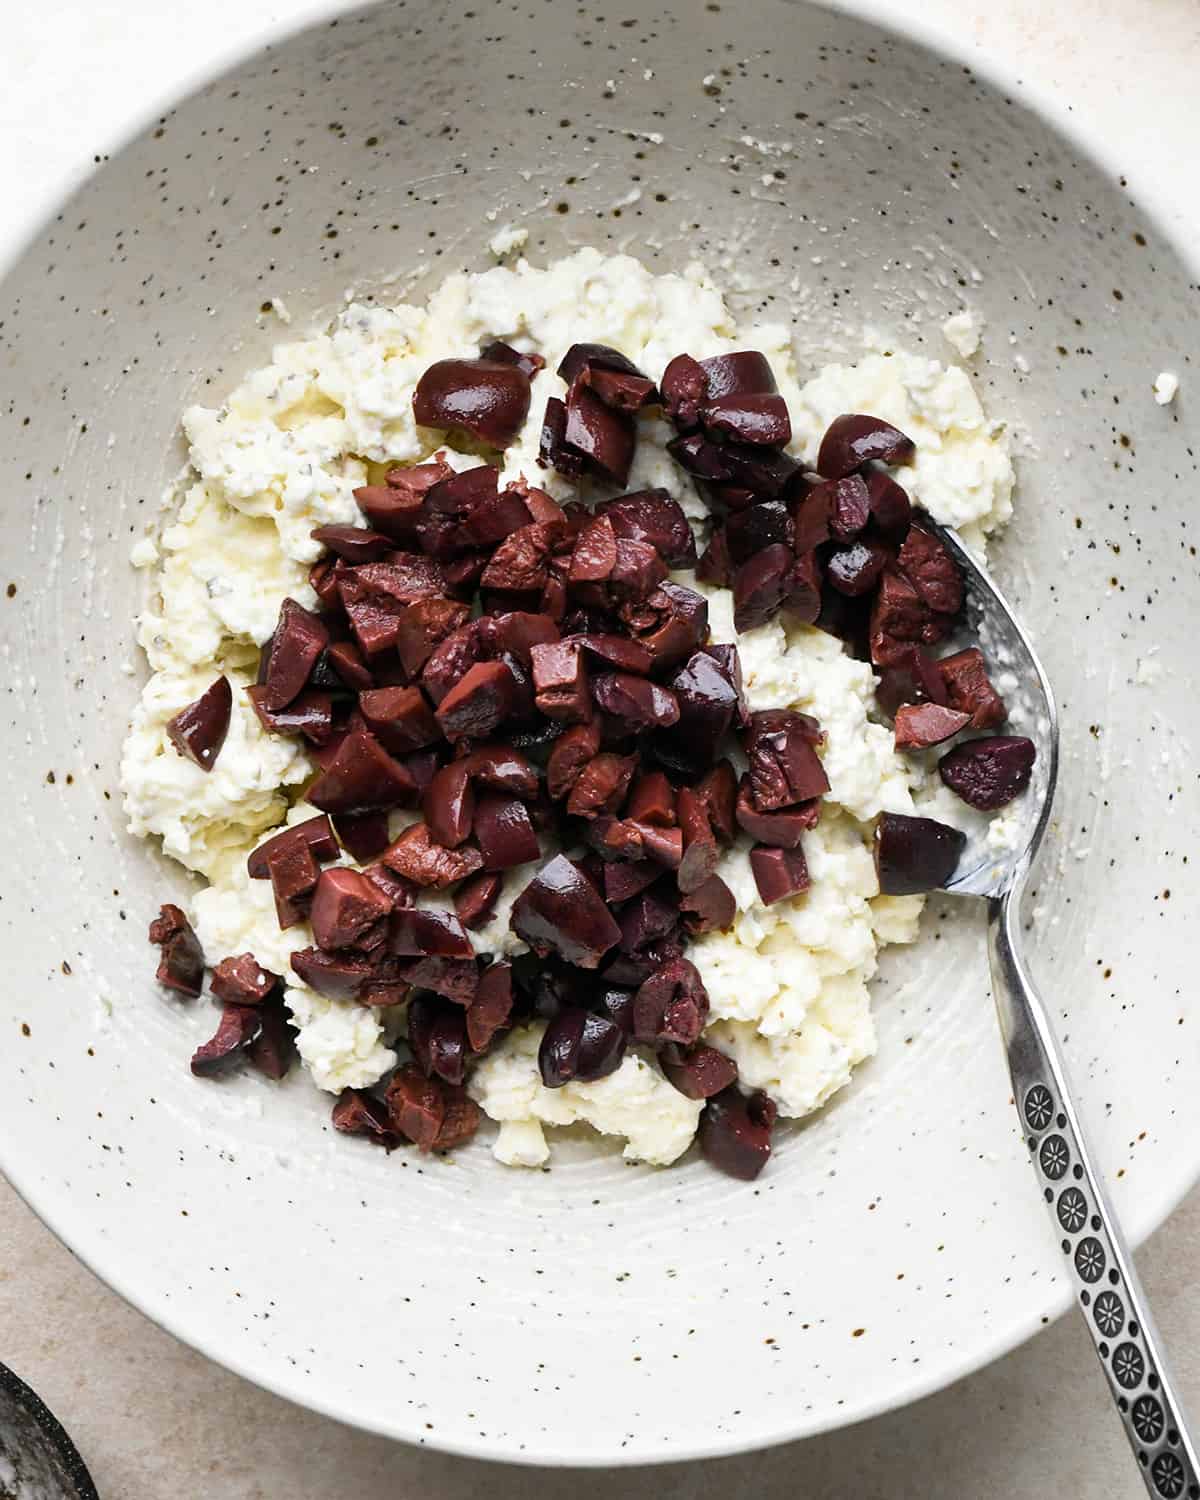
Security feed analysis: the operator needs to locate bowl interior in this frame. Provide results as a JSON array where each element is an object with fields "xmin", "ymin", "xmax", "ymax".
[{"xmin": 1, "ymin": 0, "xmax": 1197, "ymax": 1464}]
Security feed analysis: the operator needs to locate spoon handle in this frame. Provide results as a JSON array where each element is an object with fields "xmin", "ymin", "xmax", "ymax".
[{"xmin": 989, "ymin": 878, "xmax": 1199, "ymax": 1498}]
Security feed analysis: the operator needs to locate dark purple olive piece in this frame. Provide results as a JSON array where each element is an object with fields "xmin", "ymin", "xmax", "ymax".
[
  {"xmin": 191, "ymin": 1004, "xmax": 262, "ymax": 1077},
  {"xmin": 735, "ymin": 775, "xmax": 819, "ymax": 848},
  {"xmin": 260, "ymin": 600, "xmax": 329, "ymax": 711},
  {"xmin": 563, "ymin": 383, "xmax": 636, "ymax": 487},
  {"xmin": 210, "ymin": 953, "xmax": 279, "ymax": 1006},
  {"xmin": 556, "ymin": 341, "xmax": 645, "ymax": 384},
  {"xmin": 696, "ymin": 526, "xmax": 734, "ymax": 587},
  {"xmin": 423, "ymin": 760, "xmax": 475, "ymax": 849},
  {"xmin": 354, "ymin": 462, "xmax": 451, "ymax": 541},
  {"xmin": 325, "ymin": 639, "xmax": 374, "ymax": 693},
  {"xmin": 746, "ymin": 709, "xmax": 830, "ymax": 810},
  {"xmin": 869, "ymin": 569, "xmax": 943, "ymax": 666},
  {"xmin": 660, "ymin": 353, "xmax": 708, "ymax": 429},
  {"xmin": 602, "ymin": 858, "xmax": 661, "ymax": 903},
  {"xmin": 894, "ymin": 703, "xmax": 971, "ymax": 750},
  {"xmin": 148, "ymin": 903, "xmax": 205, "ymax": 997},
  {"xmin": 817, "ymin": 413, "xmax": 915, "ymax": 478},
  {"xmin": 510, "ymin": 854, "xmax": 621, "ymax": 969},
  {"xmin": 826, "ymin": 538, "xmax": 891, "ymax": 598},
  {"xmin": 597, "ymin": 986, "xmax": 636, "ymax": 1036},
  {"xmin": 790, "ymin": 482, "xmax": 832, "ymax": 554},
  {"xmin": 732, "ymin": 543, "xmax": 792, "ymax": 632},
  {"xmin": 480, "ymin": 339, "xmax": 545, "ymax": 381},
  {"xmin": 247, "ymin": 686, "xmax": 335, "ymax": 746},
  {"xmin": 566, "ymin": 752, "xmax": 636, "ymax": 819},
  {"xmin": 783, "ymin": 549, "xmax": 823, "ymax": 626},
  {"xmin": 897, "ymin": 523, "xmax": 963, "ymax": 616},
  {"xmin": 937, "ymin": 647, "xmax": 1008, "ymax": 729},
  {"xmin": 538, "ymin": 396, "xmax": 586, "ymax": 480},
  {"xmin": 701, "ymin": 350, "xmax": 778, "ymax": 399},
  {"xmin": 874, "ymin": 644, "xmax": 949, "ymax": 717},
  {"xmin": 435, "ymin": 659, "xmax": 516, "ymax": 742},
  {"xmin": 401, "ymin": 955, "xmax": 480, "ymax": 1007},
  {"xmin": 454, "ymin": 870, "xmax": 503, "ymax": 932},
  {"xmin": 461, "ymin": 742, "xmax": 540, "ymax": 800},
  {"xmin": 310, "ymin": 524, "xmax": 394, "ymax": 563},
  {"xmin": 290, "ymin": 947, "xmax": 376, "ymax": 1002},
  {"xmin": 749, "ymin": 844, "xmax": 811, "ymax": 905},
  {"xmin": 362, "ymin": 862, "xmax": 416, "ymax": 908},
  {"xmin": 874, "ymin": 811, "xmax": 966, "ymax": 894},
  {"xmin": 701, "ymin": 392, "xmax": 791, "ymax": 447},
  {"xmin": 474, "ymin": 792, "xmax": 540, "ymax": 871},
  {"xmin": 384, "ymin": 1064, "xmax": 446, "ymax": 1149},
  {"xmin": 617, "ymin": 581, "xmax": 709, "ymax": 674},
  {"xmin": 488, "ymin": 610, "xmax": 560, "ymax": 665},
  {"xmin": 247, "ymin": 998, "xmax": 297, "ymax": 1080},
  {"xmin": 546, "ymin": 721, "xmax": 602, "ymax": 800},
  {"xmin": 938, "ymin": 736, "xmax": 1036, "ymax": 810},
  {"xmin": 265, "ymin": 837, "xmax": 321, "ymax": 929},
  {"xmin": 358, "ymin": 685, "xmax": 441, "ymax": 753},
  {"xmin": 413, "ymin": 357, "xmax": 531, "ymax": 448},
  {"xmin": 381, "ymin": 822, "xmax": 484, "ymax": 889},
  {"xmin": 626, "ymin": 770, "xmax": 676, "ymax": 827},
  {"xmin": 306, "ymin": 729, "xmax": 418, "ymax": 815},
  {"xmin": 617, "ymin": 888, "xmax": 679, "ymax": 956},
  {"xmin": 332, "ymin": 1089, "xmax": 397, "ymax": 1148},
  {"xmin": 247, "ymin": 815, "xmax": 338, "ymax": 879},
  {"xmin": 699, "ymin": 1087, "xmax": 775, "ymax": 1179},
  {"xmin": 725, "ymin": 500, "xmax": 792, "ymax": 565},
  {"xmin": 167, "ymin": 675, "xmax": 232, "ymax": 772},
  {"xmin": 591, "ymin": 672, "xmax": 680, "ymax": 730},
  {"xmin": 407, "ymin": 993, "xmax": 470, "ymax": 1085},
  {"xmin": 864, "ymin": 468, "xmax": 912, "ymax": 540},
  {"xmin": 331, "ymin": 812, "xmax": 389, "ymax": 863},
  {"xmin": 599, "ymin": 488, "xmax": 696, "ymax": 567},
  {"xmin": 825, "ymin": 474, "xmax": 870, "ymax": 543},
  {"xmin": 390, "ymin": 907, "xmax": 474, "ymax": 959},
  {"xmin": 679, "ymin": 874, "xmax": 736, "ymax": 935},
  {"xmin": 466, "ymin": 961, "xmax": 514, "ymax": 1052},
  {"xmin": 538, "ymin": 1005, "xmax": 625, "ymax": 1087},
  {"xmin": 661, "ymin": 1041, "xmax": 738, "ymax": 1099},
  {"xmin": 695, "ymin": 760, "xmax": 739, "ymax": 845},
  {"xmin": 632, "ymin": 957, "xmax": 709, "ymax": 1047},
  {"xmin": 676, "ymin": 787, "xmax": 719, "ymax": 895},
  {"xmin": 569, "ymin": 632, "xmax": 655, "ymax": 675},
  {"xmin": 568, "ymin": 514, "xmax": 618, "ymax": 584},
  {"xmin": 394, "ymin": 598, "xmax": 473, "ymax": 678},
  {"xmin": 310, "ymin": 868, "xmax": 393, "ymax": 951},
  {"xmin": 588, "ymin": 367, "xmax": 659, "ymax": 413}
]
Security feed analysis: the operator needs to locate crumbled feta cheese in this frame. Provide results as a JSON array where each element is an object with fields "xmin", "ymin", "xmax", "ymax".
[
  {"xmin": 1153, "ymin": 371, "xmax": 1179, "ymax": 405},
  {"xmin": 488, "ymin": 224, "xmax": 528, "ymax": 258},
  {"xmin": 942, "ymin": 309, "xmax": 981, "ymax": 358}
]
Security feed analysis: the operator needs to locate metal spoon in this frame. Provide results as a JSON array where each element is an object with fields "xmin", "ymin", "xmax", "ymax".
[
  {"xmin": 0, "ymin": 1362, "xmax": 97, "ymax": 1500},
  {"xmin": 929, "ymin": 519, "xmax": 1198, "ymax": 1499}
]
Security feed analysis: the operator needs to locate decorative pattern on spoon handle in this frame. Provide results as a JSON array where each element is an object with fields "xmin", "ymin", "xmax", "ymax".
[{"xmin": 989, "ymin": 882, "xmax": 1200, "ymax": 1500}]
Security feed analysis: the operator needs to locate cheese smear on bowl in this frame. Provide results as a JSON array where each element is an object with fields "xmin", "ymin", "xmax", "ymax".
[{"xmin": 121, "ymin": 248, "xmax": 1014, "ymax": 1166}]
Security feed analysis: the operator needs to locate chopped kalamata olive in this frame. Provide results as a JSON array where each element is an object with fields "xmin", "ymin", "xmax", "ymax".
[
  {"xmin": 381, "ymin": 822, "xmax": 483, "ymax": 889},
  {"xmin": 633, "ymin": 957, "xmax": 709, "ymax": 1047},
  {"xmin": 454, "ymin": 869, "xmax": 503, "ymax": 931},
  {"xmin": 869, "ymin": 569, "xmax": 943, "ymax": 665},
  {"xmin": 896, "ymin": 523, "xmax": 963, "ymax": 616},
  {"xmin": 434, "ymin": 660, "xmax": 516, "ymax": 742},
  {"xmin": 538, "ymin": 396, "xmax": 586, "ymax": 480},
  {"xmin": 474, "ymin": 792, "xmax": 540, "ymax": 871},
  {"xmin": 420, "ymin": 620, "xmax": 489, "ymax": 705},
  {"xmin": 510, "ymin": 854, "xmax": 621, "ymax": 969},
  {"xmin": 466, "ymin": 960, "xmax": 514, "ymax": 1052},
  {"xmin": 570, "ymin": 632, "xmax": 655, "ymax": 676},
  {"xmin": 562, "ymin": 384, "xmax": 636, "ymax": 487},
  {"xmin": 166, "ymin": 675, "xmax": 232, "ymax": 772},
  {"xmin": 939, "ymin": 735, "xmax": 1036, "ymax": 810},
  {"xmin": 784, "ymin": 549, "xmax": 823, "ymax": 625},
  {"xmin": 568, "ymin": 513, "xmax": 618, "ymax": 586},
  {"xmin": 148, "ymin": 903, "xmax": 205, "ymax": 997},
  {"xmin": 702, "ymin": 392, "xmax": 791, "ymax": 447},
  {"xmin": 407, "ymin": 993, "xmax": 470, "ymax": 1085},
  {"xmin": 480, "ymin": 339, "xmax": 545, "ymax": 381},
  {"xmin": 656, "ymin": 651, "xmax": 738, "ymax": 772},
  {"xmin": 676, "ymin": 787, "xmax": 719, "ymax": 894},
  {"xmin": 393, "ymin": 597, "xmax": 472, "ymax": 677},
  {"xmin": 423, "ymin": 760, "xmax": 476, "ymax": 849},
  {"xmin": 790, "ymin": 483, "xmax": 832, "ymax": 554},
  {"xmin": 696, "ymin": 526, "xmax": 734, "ymax": 587},
  {"xmin": 260, "ymin": 600, "xmax": 329, "ymax": 711},
  {"xmin": 190, "ymin": 1004, "xmax": 262, "ymax": 1077},
  {"xmin": 732, "ymin": 543, "xmax": 792, "ymax": 632},
  {"xmin": 695, "ymin": 760, "xmax": 738, "ymax": 844},
  {"xmin": 248, "ymin": 686, "xmax": 335, "ymax": 745},
  {"xmin": 699, "ymin": 1087, "xmax": 775, "ymax": 1179},
  {"xmin": 591, "ymin": 672, "xmax": 680, "ymax": 730},
  {"xmin": 546, "ymin": 721, "xmax": 603, "ymax": 800},
  {"xmin": 874, "ymin": 811, "xmax": 966, "ymax": 894},
  {"xmin": 827, "ymin": 474, "xmax": 871, "ymax": 542},
  {"xmin": 429, "ymin": 473, "xmax": 534, "ymax": 556},
  {"xmin": 430, "ymin": 1084, "xmax": 483, "ymax": 1151},
  {"xmin": 608, "ymin": 537, "xmax": 667, "ymax": 602},
  {"xmin": 701, "ymin": 350, "xmax": 778, "ymax": 400},
  {"xmin": 389, "ymin": 906, "xmax": 474, "ymax": 959},
  {"xmin": 332, "ymin": 1088, "xmax": 397, "ymax": 1148},
  {"xmin": 937, "ymin": 647, "xmax": 1007, "ymax": 729},
  {"xmin": 479, "ymin": 521, "xmax": 560, "ymax": 594},
  {"xmin": 735, "ymin": 775, "xmax": 819, "ymax": 847},
  {"xmin": 617, "ymin": 888, "xmax": 678, "ymax": 957},
  {"xmin": 488, "ymin": 610, "xmax": 560, "ymax": 667},
  {"xmin": 309, "ymin": 868, "xmax": 393, "ymax": 951},
  {"xmin": 413, "ymin": 357, "xmax": 531, "ymax": 448},
  {"xmin": 864, "ymin": 468, "xmax": 912, "ymax": 539},
  {"xmin": 538, "ymin": 1005, "xmax": 625, "ymax": 1087},
  {"xmin": 362, "ymin": 862, "xmax": 416, "ymax": 907},
  {"xmin": 306, "ymin": 729, "xmax": 418, "ymax": 814},
  {"xmin": 597, "ymin": 986, "xmax": 636, "ymax": 1036},
  {"xmin": 210, "ymin": 953, "xmax": 279, "ymax": 1006},
  {"xmin": 725, "ymin": 500, "xmax": 792, "ymax": 565},
  {"xmin": 817, "ymin": 413, "xmax": 915, "ymax": 478},
  {"xmin": 678, "ymin": 874, "xmax": 736, "ymax": 935},
  {"xmin": 621, "ymin": 581, "xmax": 709, "ymax": 673},
  {"xmin": 461, "ymin": 742, "xmax": 540, "ymax": 799},
  {"xmin": 814, "ymin": 581, "xmax": 872, "ymax": 653},
  {"xmin": 401, "ymin": 955, "xmax": 480, "ymax": 1007},
  {"xmin": 290, "ymin": 948, "xmax": 381, "ymax": 1002},
  {"xmin": 325, "ymin": 639, "xmax": 374, "ymax": 693},
  {"xmin": 749, "ymin": 844, "xmax": 811, "ymax": 905},
  {"xmin": 659, "ymin": 352, "xmax": 708, "ymax": 430},
  {"xmin": 247, "ymin": 998, "xmax": 296, "ymax": 1080},
  {"xmin": 874, "ymin": 644, "xmax": 949, "ymax": 717},
  {"xmin": 603, "ymin": 933, "xmax": 686, "ymax": 988},
  {"xmin": 557, "ymin": 341, "xmax": 644, "ymax": 385},
  {"xmin": 333, "ymin": 810, "xmax": 391, "ymax": 862},
  {"xmin": 309, "ymin": 558, "xmax": 341, "ymax": 609},
  {"xmin": 599, "ymin": 488, "xmax": 696, "ymax": 568},
  {"xmin": 602, "ymin": 858, "xmax": 662, "ymax": 903},
  {"xmin": 626, "ymin": 770, "xmax": 676, "ymax": 827},
  {"xmin": 358, "ymin": 685, "xmax": 440, "ymax": 753},
  {"xmin": 356, "ymin": 461, "xmax": 452, "ymax": 539},
  {"xmin": 385, "ymin": 1063, "xmax": 445, "ymax": 1150},
  {"xmin": 265, "ymin": 837, "xmax": 321, "ymax": 929},
  {"xmin": 310, "ymin": 524, "xmax": 394, "ymax": 563},
  {"xmin": 661, "ymin": 1041, "xmax": 738, "ymax": 1099},
  {"xmin": 531, "ymin": 638, "xmax": 591, "ymax": 722},
  {"xmin": 826, "ymin": 538, "xmax": 891, "ymax": 598},
  {"xmin": 247, "ymin": 815, "xmax": 338, "ymax": 879},
  {"xmin": 893, "ymin": 703, "xmax": 971, "ymax": 750},
  {"xmin": 566, "ymin": 752, "xmax": 636, "ymax": 819},
  {"xmin": 746, "ymin": 709, "xmax": 829, "ymax": 810},
  {"xmin": 588, "ymin": 816, "xmax": 682, "ymax": 869}
]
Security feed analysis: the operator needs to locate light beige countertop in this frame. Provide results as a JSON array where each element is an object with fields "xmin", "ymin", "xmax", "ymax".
[{"xmin": 3, "ymin": 1, "xmax": 1199, "ymax": 1495}]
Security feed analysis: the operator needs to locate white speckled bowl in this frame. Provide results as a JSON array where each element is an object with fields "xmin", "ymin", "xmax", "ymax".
[{"xmin": 1, "ymin": 0, "xmax": 1197, "ymax": 1466}]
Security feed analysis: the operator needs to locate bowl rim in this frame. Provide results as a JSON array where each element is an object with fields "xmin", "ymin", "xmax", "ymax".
[
  {"xmin": 2, "ymin": 0, "xmax": 1198, "ymax": 1467},
  {"xmin": 0, "ymin": 1361, "xmax": 100, "ymax": 1500}
]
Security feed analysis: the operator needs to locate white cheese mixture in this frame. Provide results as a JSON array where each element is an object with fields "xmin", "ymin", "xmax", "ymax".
[{"xmin": 122, "ymin": 248, "xmax": 1014, "ymax": 1167}]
